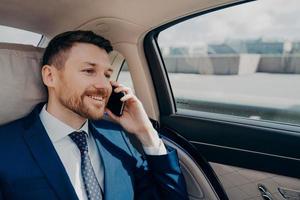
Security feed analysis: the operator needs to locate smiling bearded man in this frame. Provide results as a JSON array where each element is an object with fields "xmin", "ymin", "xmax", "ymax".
[{"xmin": 0, "ymin": 30, "xmax": 188, "ymax": 200}]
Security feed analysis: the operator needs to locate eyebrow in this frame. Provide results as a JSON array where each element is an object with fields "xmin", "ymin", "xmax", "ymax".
[{"xmin": 84, "ymin": 62, "xmax": 114, "ymax": 72}]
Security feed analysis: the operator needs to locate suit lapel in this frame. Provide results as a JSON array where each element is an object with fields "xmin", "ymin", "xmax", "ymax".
[
  {"xmin": 89, "ymin": 122, "xmax": 134, "ymax": 200},
  {"xmin": 23, "ymin": 105, "xmax": 78, "ymax": 200}
]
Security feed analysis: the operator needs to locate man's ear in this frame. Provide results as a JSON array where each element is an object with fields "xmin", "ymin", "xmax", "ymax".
[{"xmin": 41, "ymin": 65, "xmax": 57, "ymax": 87}]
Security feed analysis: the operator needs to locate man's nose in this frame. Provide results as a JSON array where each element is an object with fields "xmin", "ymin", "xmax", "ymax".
[{"xmin": 93, "ymin": 76, "xmax": 110, "ymax": 89}]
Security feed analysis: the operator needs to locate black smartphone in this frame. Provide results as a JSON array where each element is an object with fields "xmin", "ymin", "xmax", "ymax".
[{"xmin": 106, "ymin": 86, "xmax": 125, "ymax": 116}]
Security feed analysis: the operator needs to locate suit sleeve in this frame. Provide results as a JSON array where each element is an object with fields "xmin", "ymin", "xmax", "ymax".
[{"xmin": 123, "ymin": 132, "xmax": 189, "ymax": 200}]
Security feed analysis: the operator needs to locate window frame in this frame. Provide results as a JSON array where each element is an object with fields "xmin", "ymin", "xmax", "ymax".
[{"xmin": 143, "ymin": 0, "xmax": 300, "ymax": 133}]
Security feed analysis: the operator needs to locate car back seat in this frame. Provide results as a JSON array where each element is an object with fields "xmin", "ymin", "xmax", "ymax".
[{"xmin": 0, "ymin": 43, "xmax": 46, "ymax": 125}]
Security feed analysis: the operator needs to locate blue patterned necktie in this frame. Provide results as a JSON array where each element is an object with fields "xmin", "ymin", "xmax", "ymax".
[{"xmin": 69, "ymin": 131, "xmax": 103, "ymax": 200}]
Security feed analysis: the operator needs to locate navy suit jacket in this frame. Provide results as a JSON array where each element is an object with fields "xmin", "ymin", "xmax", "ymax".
[{"xmin": 0, "ymin": 104, "xmax": 188, "ymax": 200}]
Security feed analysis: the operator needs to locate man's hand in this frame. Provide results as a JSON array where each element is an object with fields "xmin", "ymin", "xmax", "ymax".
[{"xmin": 105, "ymin": 81, "xmax": 160, "ymax": 147}]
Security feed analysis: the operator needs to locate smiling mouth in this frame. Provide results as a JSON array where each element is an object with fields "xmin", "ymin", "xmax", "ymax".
[{"xmin": 87, "ymin": 95, "xmax": 104, "ymax": 102}]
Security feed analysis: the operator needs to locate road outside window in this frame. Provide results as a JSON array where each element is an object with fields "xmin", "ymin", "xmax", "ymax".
[{"xmin": 158, "ymin": 0, "xmax": 300, "ymax": 125}]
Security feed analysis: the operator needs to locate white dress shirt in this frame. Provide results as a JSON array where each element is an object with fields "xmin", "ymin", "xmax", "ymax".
[{"xmin": 39, "ymin": 104, "xmax": 167, "ymax": 200}]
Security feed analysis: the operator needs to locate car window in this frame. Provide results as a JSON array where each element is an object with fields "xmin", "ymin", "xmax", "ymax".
[
  {"xmin": 118, "ymin": 61, "xmax": 135, "ymax": 93},
  {"xmin": 157, "ymin": 0, "xmax": 300, "ymax": 126},
  {"xmin": 0, "ymin": 25, "xmax": 42, "ymax": 46}
]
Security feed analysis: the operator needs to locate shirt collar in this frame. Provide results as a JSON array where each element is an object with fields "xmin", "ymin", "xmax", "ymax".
[{"xmin": 39, "ymin": 104, "xmax": 89, "ymax": 143}]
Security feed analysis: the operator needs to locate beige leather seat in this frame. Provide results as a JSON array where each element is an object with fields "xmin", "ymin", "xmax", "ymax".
[{"xmin": 0, "ymin": 43, "xmax": 46, "ymax": 125}]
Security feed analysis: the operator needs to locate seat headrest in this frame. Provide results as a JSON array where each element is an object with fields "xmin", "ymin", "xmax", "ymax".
[{"xmin": 0, "ymin": 43, "xmax": 46, "ymax": 125}]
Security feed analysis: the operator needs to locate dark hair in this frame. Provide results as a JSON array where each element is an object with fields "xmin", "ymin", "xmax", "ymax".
[{"xmin": 42, "ymin": 30, "xmax": 113, "ymax": 68}]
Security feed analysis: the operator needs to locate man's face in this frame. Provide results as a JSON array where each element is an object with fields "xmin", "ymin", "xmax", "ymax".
[{"xmin": 53, "ymin": 43, "xmax": 113, "ymax": 120}]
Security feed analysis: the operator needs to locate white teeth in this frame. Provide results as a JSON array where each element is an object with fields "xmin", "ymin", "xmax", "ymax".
[{"xmin": 88, "ymin": 96, "xmax": 103, "ymax": 101}]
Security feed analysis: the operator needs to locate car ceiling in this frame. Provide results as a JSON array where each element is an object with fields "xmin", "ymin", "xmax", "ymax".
[{"xmin": 0, "ymin": 0, "xmax": 238, "ymax": 44}]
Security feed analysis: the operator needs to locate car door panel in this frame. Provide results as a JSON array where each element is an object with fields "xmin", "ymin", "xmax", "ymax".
[
  {"xmin": 211, "ymin": 162, "xmax": 300, "ymax": 200},
  {"xmin": 161, "ymin": 115, "xmax": 300, "ymax": 178}
]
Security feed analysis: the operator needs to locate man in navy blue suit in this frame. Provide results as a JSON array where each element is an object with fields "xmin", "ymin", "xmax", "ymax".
[{"xmin": 0, "ymin": 30, "xmax": 188, "ymax": 200}]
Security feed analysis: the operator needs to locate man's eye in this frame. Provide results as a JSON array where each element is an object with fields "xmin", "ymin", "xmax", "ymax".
[
  {"xmin": 105, "ymin": 73, "xmax": 111, "ymax": 79},
  {"xmin": 82, "ymin": 69, "xmax": 95, "ymax": 74}
]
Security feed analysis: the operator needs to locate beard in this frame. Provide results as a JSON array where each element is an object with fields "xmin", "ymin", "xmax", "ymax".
[{"xmin": 59, "ymin": 87, "xmax": 110, "ymax": 120}]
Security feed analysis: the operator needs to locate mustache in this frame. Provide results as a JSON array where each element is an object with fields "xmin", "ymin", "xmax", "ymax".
[{"xmin": 84, "ymin": 88, "xmax": 110, "ymax": 97}]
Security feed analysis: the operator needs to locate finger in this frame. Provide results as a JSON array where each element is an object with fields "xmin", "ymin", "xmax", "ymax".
[
  {"xmin": 110, "ymin": 80, "xmax": 123, "ymax": 88},
  {"xmin": 120, "ymin": 94, "xmax": 136, "ymax": 102},
  {"xmin": 105, "ymin": 108, "xmax": 120, "ymax": 122},
  {"xmin": 114, "ymin": 85, "xmax": 131, "ymax": 94}
]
